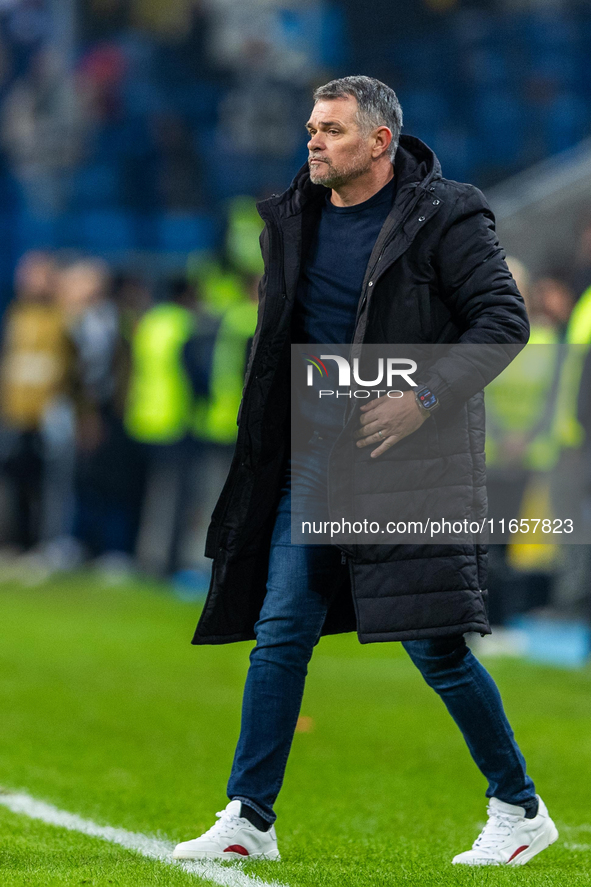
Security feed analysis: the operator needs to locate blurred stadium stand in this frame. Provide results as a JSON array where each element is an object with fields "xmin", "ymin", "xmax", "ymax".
[
  {"xmin": 490, "ymin": 137, "xmax": 591, "ymax": 277},
  {"xmin": 0, "ymin": 1, "xmax": 590, "ymax": 301}
]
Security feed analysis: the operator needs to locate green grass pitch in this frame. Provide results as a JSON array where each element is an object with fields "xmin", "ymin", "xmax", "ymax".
[{"xmin": 1, "ymin": 576, "xmax": 590, "ymax": 886}]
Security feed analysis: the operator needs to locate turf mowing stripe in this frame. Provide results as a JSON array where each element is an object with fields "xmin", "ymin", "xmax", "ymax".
[{"xmin": 0, "ymin": 790, "xmax": 286, "ymax": 887}]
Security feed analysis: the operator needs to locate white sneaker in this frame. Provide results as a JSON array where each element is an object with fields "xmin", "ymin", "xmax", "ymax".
[
  {"xmin": 452, "ymin": 795, "xmax": 558, "ymax": 866},
  {"xmin": 173, "ymin": 800, "xmax": 280, "ymax": 861}
]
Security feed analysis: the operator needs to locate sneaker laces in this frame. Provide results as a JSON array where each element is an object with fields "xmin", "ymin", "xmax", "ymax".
[
  {"xmin": 202, "ymin": 809, "xmax": 242, "ymax": 840},
  {"xmin": 472, "ymin": 805, "xmax": 523, "ymax": 855}
]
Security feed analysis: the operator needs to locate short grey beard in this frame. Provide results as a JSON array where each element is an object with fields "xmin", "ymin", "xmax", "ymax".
[{"xmin": 308, "ymin": 154, "xmax": 372, "ymax": 189}]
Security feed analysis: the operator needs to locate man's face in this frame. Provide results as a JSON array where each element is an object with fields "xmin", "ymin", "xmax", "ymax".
[
  {"xmin": 16, "ymin": 252, "xmax": 56, "ymax": 302},
  {"xmin": 306, "ymin": 96, "xmax": 374, "ymax": 188}
]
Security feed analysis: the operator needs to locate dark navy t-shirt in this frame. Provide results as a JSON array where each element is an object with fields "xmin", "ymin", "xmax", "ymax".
[
  {"xmin": 291, "ymin": 176, "xmax": 395, "ymax": 432},
  {"xmin": 292, "ymin": 175, "xmax": 395, "ymax": 345}
]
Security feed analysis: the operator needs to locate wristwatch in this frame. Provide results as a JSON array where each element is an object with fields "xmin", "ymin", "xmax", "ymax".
[{"xmin": 415, "ymin": 385, "xmax": 439, "ymax": 416}]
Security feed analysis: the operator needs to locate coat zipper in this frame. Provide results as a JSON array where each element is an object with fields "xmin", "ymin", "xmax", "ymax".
[
  {"xmin": 342, "ymin": 184, "xmax": 432, "ymax": 433},
  {"xmin": 338, "ymin": 181, "xmax": 435, "ymax": 547}
]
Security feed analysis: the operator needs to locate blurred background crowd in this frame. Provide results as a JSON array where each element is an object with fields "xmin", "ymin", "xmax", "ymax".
[
  {"xmin": 0, "ymin": 0, "xmax": 590, "ymax": 656},
  {"xmin": 0, "ymin": 238, "xmax": 260, "ymax": 588}
]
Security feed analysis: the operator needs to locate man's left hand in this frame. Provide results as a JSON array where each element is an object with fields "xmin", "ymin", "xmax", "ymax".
[{"xmin": 353, "ymin": 390, "xmax": 429, "ymax": 458}]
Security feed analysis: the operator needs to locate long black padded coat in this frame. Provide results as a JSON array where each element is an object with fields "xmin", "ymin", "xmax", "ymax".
[{"xmin": 192, "ymin": 135, "xmax": 529, "ymax": 646}]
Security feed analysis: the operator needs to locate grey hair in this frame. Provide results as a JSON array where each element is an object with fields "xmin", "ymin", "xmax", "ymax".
[{"xmin": 313, "ymin": 76, "xmax": 403, "ymax": 160}]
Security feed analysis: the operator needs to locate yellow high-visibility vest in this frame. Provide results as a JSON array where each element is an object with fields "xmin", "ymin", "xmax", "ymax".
[
  {"xmin": 553, "ymin": 285, "xmax": 591, "ymax": 448},
  {"xmin": 485, "ymin": 325, "xmax": 561, "ymax": 471},
  {"xmin": 199, "ymin": 300, "xmax": 258, "ymax": 445},
  {"xmin": 125, "ymin": 303, "xmax": 195, "ymax": 444}
]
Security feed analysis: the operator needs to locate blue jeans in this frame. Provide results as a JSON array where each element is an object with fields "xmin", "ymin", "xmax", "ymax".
[{"xmin": 227, "ymin": 434, "xmax": 537, "ymax": 824}]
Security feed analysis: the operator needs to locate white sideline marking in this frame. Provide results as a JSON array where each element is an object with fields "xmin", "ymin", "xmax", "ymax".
[{"xmin": 0, "ymin": 790, "xmax": 286, "ymax": 887}]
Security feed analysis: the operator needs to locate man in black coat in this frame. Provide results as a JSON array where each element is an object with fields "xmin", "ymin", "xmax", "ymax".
[{"xmin": 174, "ymin": 77, "xmax": 558, "ymax": 866}]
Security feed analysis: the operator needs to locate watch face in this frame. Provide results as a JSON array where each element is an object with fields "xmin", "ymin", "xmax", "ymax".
[{"xmin": 418, "ymin": 388, "xmax": 438, "ymax": 410}]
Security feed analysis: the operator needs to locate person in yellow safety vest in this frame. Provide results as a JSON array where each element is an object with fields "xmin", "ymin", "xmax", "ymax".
[
  {"xmin": 553, "ymin": 280, "xmax": 591, "ymax": 450},
  {"xmin": 125, "ymin": 280, "xmax": 210, "ymax": 445},
  {"xmin": 485, "ymin": 323, "xmax": 562, "ymax": 474},
  {"xmin": 124, "ymin": 277, "xmax": 212, "ymax": 576},
  {"xmin": 183, "ymin": 275, "xmax": 259, "ymax": 574},
  {"xmin": 547, "ymin": 279, "xmax": 591, "ymax": 621},
  {"xmin": 485, "ymin": 259, "xmax": 564, "ymax": 616},
  {"xmin": 200, "ymin": 274, "xmax": 259, "ymax": 445},
  {"xmin": 503, "ymin": 273, "xmax": 574, "ymax": 577},
  {"xmin": 486, "ymin": 260, "xmax": 563, "ymax": 474},
  {"xmin": 486, "ymin": 321, "xmax": 562, "ymax": 578}
]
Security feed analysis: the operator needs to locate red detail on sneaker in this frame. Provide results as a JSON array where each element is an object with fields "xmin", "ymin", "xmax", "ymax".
[
  {"xmin": 508, "ymin": 845, "xmax": 529, "ymax": 861},
  {"xmin": 224, "ymin": 845, "xmax": 250, "ymax": 856}
]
